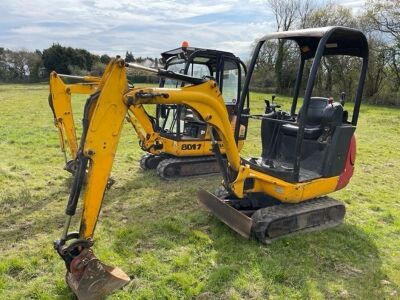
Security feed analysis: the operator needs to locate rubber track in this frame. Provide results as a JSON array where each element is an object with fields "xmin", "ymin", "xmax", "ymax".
[
  {"xmin": 251, "ymin": 197, "xmax": 345, "ymax": 243},
  {"xmin": 156, "ymin": 156, "xmax": 220, "ymax": 180}
]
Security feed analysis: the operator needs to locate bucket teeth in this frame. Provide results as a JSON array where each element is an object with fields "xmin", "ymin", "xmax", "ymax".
[{"xmin": 67, "ymin": 249, "xmax": 130, "ymax": 300}]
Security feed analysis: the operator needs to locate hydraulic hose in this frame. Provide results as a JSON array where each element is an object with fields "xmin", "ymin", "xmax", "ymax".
[{"xmin": 64, "ymin": 92, "xmax": 98, "ymax": 216}]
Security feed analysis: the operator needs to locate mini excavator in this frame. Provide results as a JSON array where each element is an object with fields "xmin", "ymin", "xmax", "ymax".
[
  {"xmin": 51, "ymin": 27, "xmax": 368, "ymax": 299},
  {"xmin": 48, "ymin": 43, "xmax": 249, "ymax": 179}
]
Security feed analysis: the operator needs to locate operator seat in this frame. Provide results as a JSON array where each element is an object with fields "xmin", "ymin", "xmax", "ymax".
[{"xmin": 281, "ymin": 97, "xmax": 330, "ymax": 139}]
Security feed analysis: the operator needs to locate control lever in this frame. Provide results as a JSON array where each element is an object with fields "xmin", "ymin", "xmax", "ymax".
[
  {"xmin": 264, "ymin": 95, "xmax": 282, "ymax": 115},
  {"xmin": 271, "ymin": 94, "xmax": 281, "ymax": 110},
  {"xmin": 264, "ymin": 100, "xmax": 271, "ymax": 113},
  {"xmin": 340, "ymin": 92, "xmax": 346, "ymax": 106}
]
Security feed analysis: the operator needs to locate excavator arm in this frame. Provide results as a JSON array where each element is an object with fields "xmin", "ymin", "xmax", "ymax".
[
  {"xmin": 49, "ymin": 69, "xmax": 167, "ymax": 173},
  {"xmin": 127, "ymin": 105, "xmax": 161, "ymax": 151},
  {"xmin": 55, "ymin": 58, "xmax": 241, "ymax": 299},
  {"xmin": 49, "ymin": 72, "xmax": 100, "ymax": 171}
]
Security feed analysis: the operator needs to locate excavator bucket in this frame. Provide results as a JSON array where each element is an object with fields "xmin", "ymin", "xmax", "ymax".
[
  {"xmin": 198, "ymin": 189, "xmax": 253, "ymax": 238},
  {"xmin": 66, "ymin": 249, "xmax": 130, "ymax": 300}
]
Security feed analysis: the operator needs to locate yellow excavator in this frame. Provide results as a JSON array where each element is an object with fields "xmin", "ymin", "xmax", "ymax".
[
  {"xmin": 51, "ymin": 27, "xmax": 368, "ymax": 299},
  {"xmin": 48, "ymin": 44, "xmax": 249, "ymax": 179}
]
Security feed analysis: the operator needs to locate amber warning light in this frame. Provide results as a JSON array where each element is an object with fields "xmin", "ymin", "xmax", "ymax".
[{"xmin": 181, "ymin": 41, "xmax": 189, "ymax": 49}]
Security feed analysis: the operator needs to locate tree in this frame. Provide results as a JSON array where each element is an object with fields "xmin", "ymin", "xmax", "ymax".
[
  {"xmin": 305, "ymin": 4, "xmax": 359, "ymax": 96},
  {"xmin": 266, "ymin": 0, "xmax": 316, "ymax": 93},
  {"xmin": 27, "ymin": 50, "xmax": 43, "ymax": 81},
  {"xmin": 0, "ymin": 48, "xmax": 7, "ymax": 81},
  {"xmin": 366, "ymin": 0, "xmax": 400, "ymax": 42},
  {"xmin": 365, "ymin": 37, "xmax": 386, "ymax": 98},
  {"xmin": 125, "ymin": 51, "xmax": 134, "ymax": 62},
  {"xmin": 0, "ymin": 49, "xmax": 43, "ymax": 82},
  {"xmin": 365, "ymin": 0, "xmax": 400, "ymax": 89},
  {"xmin": 42, "ymin": 44, "xmax": 100, "ymax": 74},
  {"xmin": 100, "ymin": 54, "xmax": 111, "ymax": 64},
  {"xmin": 42, "ymin": 44, "xmax": 71, "ymax": 74}
]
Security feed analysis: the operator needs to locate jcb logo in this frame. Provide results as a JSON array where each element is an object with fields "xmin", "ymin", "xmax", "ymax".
[{"xmin": 181, "ymin": 143, "xmax": 201, "ymax": 150}]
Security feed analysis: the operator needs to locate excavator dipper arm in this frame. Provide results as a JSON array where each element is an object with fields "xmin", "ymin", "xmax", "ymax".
[{"xmin": 49, "ymin": 72, "xmax": 100, "ymax": 172}]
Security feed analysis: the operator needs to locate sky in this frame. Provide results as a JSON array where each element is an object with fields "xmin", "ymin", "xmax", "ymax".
[{"xmin": 0, "ymin": 0, "xmax": 365, "ymax": 60}]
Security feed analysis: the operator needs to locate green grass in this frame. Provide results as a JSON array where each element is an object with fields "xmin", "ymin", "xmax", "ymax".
[{"xmin": 0, "ymin": 83, "xmax": 399, "ymax": 299}]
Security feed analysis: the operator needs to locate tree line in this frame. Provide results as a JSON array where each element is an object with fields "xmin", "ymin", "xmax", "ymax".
[
  {"xmin": 251, "ymin": 0, "xmax": 400, "ymax": 105},
  {"xmin": 0, "ymin": 46, "xmax": 160, "ymax": 83},
  {"xmin": 1, "ymin": 0, "xmax": 399, "ymax": 106}
]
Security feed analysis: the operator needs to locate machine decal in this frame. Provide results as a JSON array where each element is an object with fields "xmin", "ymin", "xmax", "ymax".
[{"xmin": 181, "ymin": 143, "xmax": 202, "ymax": 150}]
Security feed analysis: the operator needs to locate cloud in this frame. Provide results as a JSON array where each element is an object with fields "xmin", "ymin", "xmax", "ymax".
[{"xmin": 0, "ymin": 0, "xmax": 365, "ymax": 60}]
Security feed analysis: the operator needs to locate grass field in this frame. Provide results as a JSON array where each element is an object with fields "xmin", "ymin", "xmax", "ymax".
[{"xmin": 0, "ymin": 83, "xmax": 399, "ymax": 299}]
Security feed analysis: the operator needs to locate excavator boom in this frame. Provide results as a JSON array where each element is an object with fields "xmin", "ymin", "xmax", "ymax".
[{"xmin": 54, "ymin": 58, "xmax": 241, "ymax": 299}]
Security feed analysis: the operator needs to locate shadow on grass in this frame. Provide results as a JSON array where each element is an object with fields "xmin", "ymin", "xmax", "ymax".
[
  {"xmin": 0, "ymin": 169, "xmax": 203, "ymax": 246},
  {"xmin": 106, "ymin": 171, "xmax": 393, "ymax": 298},
  {"xmin": 205, "ymin": 221, "xmax": 393, "ymax": 299},
  {"xmin": 62, "ymin": 170, "xmax": 390, "ymax": 298},
  {"xmin": 4, "ymin": 169, "xmax": 391, "ymax": 299}
]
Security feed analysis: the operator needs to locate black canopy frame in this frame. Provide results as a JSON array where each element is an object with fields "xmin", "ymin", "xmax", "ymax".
[{"xmin": 235, "ymin": 26, "xmax": 369, "ymax": 182}]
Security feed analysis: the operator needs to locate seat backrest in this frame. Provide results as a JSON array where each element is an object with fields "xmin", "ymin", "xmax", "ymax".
[{"xmin": 298, "ymin": 97, "xmax": 329, "ymax": 126}]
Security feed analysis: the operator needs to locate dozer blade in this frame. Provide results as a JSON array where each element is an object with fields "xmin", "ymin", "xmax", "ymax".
[
  {"xmin": 67, "ymin": 249, "xmax": 130, "ymax": 300},
  {"xmin": 198, "ymin": 189, "xmax": 252, "ymax": 238}
]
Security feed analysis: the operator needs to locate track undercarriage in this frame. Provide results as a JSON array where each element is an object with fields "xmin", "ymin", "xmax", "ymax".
[
  {"xmin": 198, "ymin": 188, "xmax": 345, "ymax": 243},
  {"xmin": 140, "ymin": 153, "xmax": 221, "ymax": 179}
]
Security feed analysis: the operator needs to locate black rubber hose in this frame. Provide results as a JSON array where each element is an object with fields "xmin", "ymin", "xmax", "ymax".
[
  {"xmin": 48, "ymin": 93, "xmax": 57, "ymax": 119},
  {"xmin": 65, "ymin": 154, "xmax": 88, "ymax": 216},
  {"xmin": 210, "ymin": 128, "xmax": 232, "ymax": 190},
  {"xmin": 158, "ymin": 69, "xmax": 206, "ymax": 85},
  {"xmin": 79, "ymin": 92, "xmax": 99, "ymax": 148},
  {"xmin": 64, "ymin": 92, "xmax": 98, "ymax": 216}
]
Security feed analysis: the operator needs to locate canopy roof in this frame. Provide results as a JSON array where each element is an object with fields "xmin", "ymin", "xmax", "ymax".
[
  {"xmin": 259, "ymin": 26, "xmax": 368, "ymax": 59},
  {"xmin": 161, "ymin": 47, "xmax": 237, "ymax": 62}
]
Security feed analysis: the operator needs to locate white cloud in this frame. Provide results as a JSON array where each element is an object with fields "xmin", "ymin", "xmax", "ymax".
[{"xmin": 0, "ymin": 0, "xmax": 365, "ymax": 59}]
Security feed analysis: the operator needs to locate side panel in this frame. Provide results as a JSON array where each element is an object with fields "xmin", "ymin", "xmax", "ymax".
[
  {"xmin": 241, "ymin": 167, "xmax": 340, "ymax": 203},
  {"xmin": 322, "ymin": 125, "xmax": 356, "ymax": 177},
  {"xmin": 336, "ymin": 135, "xmax": 356, "ymax": 190}
]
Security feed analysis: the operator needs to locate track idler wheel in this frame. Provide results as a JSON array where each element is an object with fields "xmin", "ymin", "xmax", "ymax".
[
  {"xmin": 66, "ymin": 248, "xmax": 130, "ymax": 300},
  {"xmin": 139, "ymin": 153, "xmax": 162, "ymax": 170}
]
